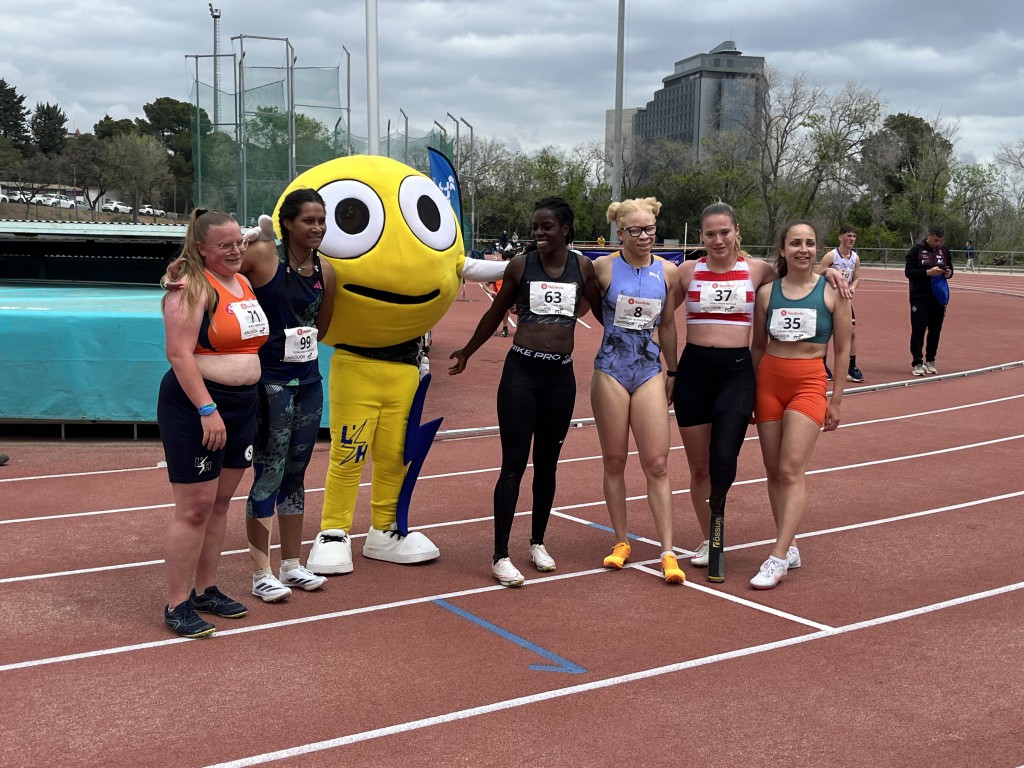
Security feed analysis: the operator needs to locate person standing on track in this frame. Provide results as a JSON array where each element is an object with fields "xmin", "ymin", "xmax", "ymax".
[
  {"xmin": 816, "ymin": 225, "xmax": 864, "ymax": 383},
  {"xmin": 158, "ymin": 209, "xmax": 268, "ymax": 638},
  {"xmin": 239, "ymin": 190, "xmax": 336, "ymax": 602},
  {"xmin": 674, "ymin": 202, "xmax": 848, "ymax": 583},
  {"xmin": 749, "ymin": 221, "xmax": 852, "ymax": 589},
  {"xmin": 905, "ymin": 225, "xmax": 953, "ymax": 376},
  {"xmin": 164, "ymin": 190, "xmax": 337, "ymax": 605},
  {"xmin": 593, "ymin": 197, "xmax": 685, "ymax": 584},
  {"xmin": 449, "ymin": 197, "xmax": 602, "ymax": 587}
]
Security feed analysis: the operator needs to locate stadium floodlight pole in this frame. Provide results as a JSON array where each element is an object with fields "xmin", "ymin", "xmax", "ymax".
[
  {"xmin": 342, "ymin": 45, "xmax": 352, "ymax": 156},
  {"xmin": 606, "ymin": 0, "xmax": 622, "ymax": 244},
  {"xmin": 366, "ymin": 0, "xmax": 380, "ymax": 155},
  {"xmin": 460, "ymin": 117, "xmax": 475, "ymax": 250},
  {"xmin": 209, "ymin": 4, "xmax": 221, "ymax": 129},
  {"xmin": 399, "ymin": 108, "xmax": 409, "ymax": 164},
  {"xmin": 446, "ymin": 112, "xmax": 460, "ymax": 172}
]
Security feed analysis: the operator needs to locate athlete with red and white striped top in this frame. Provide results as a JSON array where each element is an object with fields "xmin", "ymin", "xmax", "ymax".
[{"xmin": 673, "ymin": 202, "xmax": 847, "ymax": 582}]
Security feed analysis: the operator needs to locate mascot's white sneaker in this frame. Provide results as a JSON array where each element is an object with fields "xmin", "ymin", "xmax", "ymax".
[
  {"xmin": 307, "ymin": 529, "xmax": 354, "ymax": 575},
  {"xmin": 362, "ymin": 523, "xmax": 440, "ymax": 564}
]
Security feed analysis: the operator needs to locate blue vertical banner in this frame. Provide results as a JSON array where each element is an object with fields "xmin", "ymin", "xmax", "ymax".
[{"xmin": 427, "ymin": 148, "xmax": 464, "ymax": 244}]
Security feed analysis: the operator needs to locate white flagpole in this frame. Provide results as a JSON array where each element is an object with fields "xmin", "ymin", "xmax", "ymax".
[{"xmin": 366, "ymin": 0, "xmax": 380, "ymax": 155}]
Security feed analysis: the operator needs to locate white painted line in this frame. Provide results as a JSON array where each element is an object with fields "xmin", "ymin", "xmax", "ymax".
[
  {"xmin": 3, "ymin": 382, "xmax": 1021, "ymax": 486},
  {"xmin": 200, "ymin": 579, "xmax": 1024, "ymax": 768},
  {"xmin": 630, "ymin": 562, "xmax": 835, "ymax": 632}
]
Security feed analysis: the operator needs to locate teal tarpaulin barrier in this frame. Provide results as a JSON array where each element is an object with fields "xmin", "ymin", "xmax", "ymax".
[{"xmin": 0, "ymin": 284, "xmax": 331, "ymax": 426}]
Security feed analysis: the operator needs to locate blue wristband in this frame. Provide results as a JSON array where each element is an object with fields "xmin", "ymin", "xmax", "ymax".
[{"xmin": 198, "ymin": 403, "xmax": 217, "ymax": 416}]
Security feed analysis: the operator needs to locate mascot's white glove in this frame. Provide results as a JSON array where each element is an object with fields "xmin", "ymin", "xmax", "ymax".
[
  {"xmin": 243, "ymin": 214, "xmax": 276, "ymax": 245},
  {"xmin": 460, "ymin": 257, "xmax": 508, "ymax": 283}
]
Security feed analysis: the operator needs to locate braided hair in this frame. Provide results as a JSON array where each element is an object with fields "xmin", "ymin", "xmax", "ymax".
[{"xmin": 534, "ymin": 196, "xmax": 576, "ymax": 245}]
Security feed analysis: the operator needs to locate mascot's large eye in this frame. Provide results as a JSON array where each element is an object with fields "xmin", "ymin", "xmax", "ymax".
[
  {"xmin": 316, "ymin": 179, "xmax": 385, "ymax": 259},
  {"xmin": 398, "ymin": 175, "xmax": 458, "ymax": 252}
]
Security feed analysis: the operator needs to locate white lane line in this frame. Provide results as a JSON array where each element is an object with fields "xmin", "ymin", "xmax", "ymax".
[
  {"xmin": 3, "ymin": 489, "xmax": 1021, "ymax": 667},
  {"xmin": 4, "ymin": 391, "xmax": 1021, "ymax": 525},
  {"xmin": 3, "ymin": 388, "xmax": 1021, "ymax": 485},
  {"xmin": 630, "ymin": 562, "xmax": 835, "ymax": 632},
  {"xmin": 200, "ymin": 579, "xmax": 1024, "ymax": 768}
]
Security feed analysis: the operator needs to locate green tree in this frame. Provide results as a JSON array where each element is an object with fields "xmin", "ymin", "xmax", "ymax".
[
  {"xmin": 31, "ymin": 102, "xmax": 69, "ymax": 155},
  {"xmin": 94, "ymin": 115, "xmax": 140, "ymax": 140},
  {"xmin": 60, "ymin": 134, "xmax": 114, "ymax": 217},
  {"xmin": 0, "ymin": 79, "xmax": 31, "ymax": 151},
  {"xmin": 137, "ymin": 97, "xmax": 203, "ymax": 208},
  {"xmin": 106, "ymin": 133, "xmax": 172, "ymax": 222}
]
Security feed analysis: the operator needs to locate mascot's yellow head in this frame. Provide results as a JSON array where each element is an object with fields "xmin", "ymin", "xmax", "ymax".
[{"xmin": 274, "ymin": 155, "xmax": 463, "ymax": 348}]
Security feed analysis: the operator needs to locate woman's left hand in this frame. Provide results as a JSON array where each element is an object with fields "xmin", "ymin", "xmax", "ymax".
[
  {"xmin": 823, "ymin": 267, "xmax": 853, "ymax": 299},
  {"xmin": 823, "ymin": 401, "xmax": 842, "ymax": 432}
]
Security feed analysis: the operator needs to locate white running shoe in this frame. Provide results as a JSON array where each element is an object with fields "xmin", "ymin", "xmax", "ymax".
[
  {"xmin": 912, "ymin": 364, "xmax": 927, "ymax": 376},
  {"xmin": 750, "ymin": 557, "xmax": 788, "ymax": 589},
  {"xmin": 307, "ymin": 529, "xmax": 353, "ymax": 575},
  {"xmin": 529, "ymin": 543, "xmax": 556, "ymax": 572},
  {"xmin": 923, "ymin": 361, "xmax": 938, "ymax": 375},
  {"xmin": 492, "ymin": 557, "xmax": 525, "ymax": 587},
  {"xmin": 362, "ymin": 523, "xmax": 440, "ymax": 564},
  {"xmin": 787, "ymin": 545, "xmax": 801, "ymax": 569},
  {"xmin": 279, "ymin": 564, "xmax": 327, "ymax": 591},
  {"xmin": 252, "ymin": 573, "xmax": 292, "ymax": 603},
  {"xmin": 690, "ymin": 539, "xmax": 710, "ymax": 567}
]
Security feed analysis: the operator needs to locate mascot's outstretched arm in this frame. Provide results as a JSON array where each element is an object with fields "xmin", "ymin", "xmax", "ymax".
[{"xmin": 459, "ymin": 256, "xmax": 508, "ymax": 283}]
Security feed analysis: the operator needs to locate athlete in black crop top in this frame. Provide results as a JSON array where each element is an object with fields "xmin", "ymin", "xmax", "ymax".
[{"xmin": 450, "ymin": 197, "xmax": 602, "ymax": 587}]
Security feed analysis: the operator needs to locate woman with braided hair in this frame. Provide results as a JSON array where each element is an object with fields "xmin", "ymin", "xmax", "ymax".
[{"xmin": 450, "ymin": 197, "xmax": 602, "ymax": 587}]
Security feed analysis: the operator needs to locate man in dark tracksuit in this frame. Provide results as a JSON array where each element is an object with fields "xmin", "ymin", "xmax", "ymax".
[{"xmin": 905, "ymin": 225, "xmax": 953, "ymax": 376}]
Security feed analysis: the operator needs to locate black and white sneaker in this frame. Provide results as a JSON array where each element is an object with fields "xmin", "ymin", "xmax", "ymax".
[
  {"xmin": 164, "ymin": 600, "xmax": 215, "ymax": 638},
  {"xmin": 189, "ymin": 586, "xmax": 248, "ymax": 618}
]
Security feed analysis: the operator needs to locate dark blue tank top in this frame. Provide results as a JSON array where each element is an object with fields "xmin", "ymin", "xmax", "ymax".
[{"xmin": 252, "ymin": 243, "xmax": 325, "ymax": 385}]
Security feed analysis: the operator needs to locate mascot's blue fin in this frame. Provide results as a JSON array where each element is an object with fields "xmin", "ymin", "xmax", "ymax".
[{"xmin": 396, "ymin": 373, "xmax": 443, "ymax": 536}]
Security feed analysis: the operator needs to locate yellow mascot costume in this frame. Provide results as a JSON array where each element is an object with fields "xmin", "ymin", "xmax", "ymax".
[{"xmin": 268, "ymin": 154, "xmax": 503, "ymax": 573}]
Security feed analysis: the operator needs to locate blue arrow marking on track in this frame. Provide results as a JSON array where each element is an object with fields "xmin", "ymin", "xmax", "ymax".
[
  {"xmin": 586, "ymin": 524, "xmax": 642, "ymax": 540},
  {"xmin": 434, "ymin": 599, "xmax": 587, "ymax": 674}
]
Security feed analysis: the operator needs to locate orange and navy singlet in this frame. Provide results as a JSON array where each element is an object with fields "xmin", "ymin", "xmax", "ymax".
[{"xmin": 195, "ymin": 270, "xmax": 269, "ymax": 355}]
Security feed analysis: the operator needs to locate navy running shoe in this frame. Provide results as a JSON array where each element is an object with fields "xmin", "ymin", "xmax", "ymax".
[
  {"xmin": 189, "ymin": 586, "xmax": 248, "ymax": 618},
  {"xmin": 164, "ymin": 600, "xmax": 215, "ymax": 638},
  {"xmin": 847, "ymin": 366, "xmax": 864, "ymax": 383},
  {"xmin": 824, "ymin": 363, "xmax": 833, "ymax": 382}
]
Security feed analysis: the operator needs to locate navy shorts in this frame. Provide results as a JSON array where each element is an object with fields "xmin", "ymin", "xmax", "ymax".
[{"xmin": 157, "ymin": 371, "xmax": 259, "ymax": 484}]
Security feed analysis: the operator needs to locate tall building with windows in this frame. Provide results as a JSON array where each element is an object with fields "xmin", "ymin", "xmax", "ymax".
[{"xmin": 631, "ymin": 41, "xmax": 765, "ymax": 159}]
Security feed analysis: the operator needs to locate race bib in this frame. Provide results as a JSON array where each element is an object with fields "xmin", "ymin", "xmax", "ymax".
[
  {"xmin": 768, "ymin": 308, "xmax": 817, "ymax": 341},
  {"xmin": 228, "ymin": 300, "xmax": 269, "ymax": 339},
  {"xmin": 529, "ymin": 280, "xmax": 576, "ymax": 317},
  {"xmin": 699, "ymin": 280, "xmax": 746, "ymax": 313},
  {"xmin": 613, "ymin": 294, "xmax": 661, "ymax": 330},
  {"xmin": 840, "ymin": 269, "xmax": 854, "ymax": 283},
  {"xmin": 283, "ymin": 326, "xmax": 318, "ymax": 362}
]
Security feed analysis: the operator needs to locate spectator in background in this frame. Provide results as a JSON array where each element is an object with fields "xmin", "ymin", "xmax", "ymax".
[
  {"xmin": 815, "ymin": 225, "xmax": 864, "ymax": 383},
  {"xmin": 905, "ymin": 225, "xmax": 953, "ymax": 376},
  {"xmin": 964, "ymin": 239, "xmax": 977, "ymax": 272}
]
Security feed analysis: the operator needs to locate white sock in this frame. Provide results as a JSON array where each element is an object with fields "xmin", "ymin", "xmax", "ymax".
[
  {"xmin": 280, "ymin": 558, "xmax": 300, "ymax": 573},
  {"xmin": 661, "ymin": 550, "xmax": 674, "ymax": 559},
  {"xmin": 253, "ymin": 567, "xmax": 272, "ymax": 580},
  {"xmin": 769, "ymin": 555, "xmax": 787, "ymax": 566}
]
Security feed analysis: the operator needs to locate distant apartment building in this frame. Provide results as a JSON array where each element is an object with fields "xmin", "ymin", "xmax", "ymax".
[
  {"xmin": 630, "ymin": 41, "xmax": 765, "ymax": 160},
  {"xmin": 603, "ymin": 106, "xmax": 638, "ymax": 185}
]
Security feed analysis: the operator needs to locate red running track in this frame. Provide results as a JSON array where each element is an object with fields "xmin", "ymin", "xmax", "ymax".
[{"xmin": 1, "ymin": 268, "xmax": 1023, "ymax": 767}]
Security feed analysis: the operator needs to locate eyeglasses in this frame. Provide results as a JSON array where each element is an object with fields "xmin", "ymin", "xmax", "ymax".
[
  {"xmin": 203, "ymin": 238, "xmax": 249, "ymax": 254},
  {"xmin": 621, "ymin": 225, "xmax": 657, "ymax": 238}
]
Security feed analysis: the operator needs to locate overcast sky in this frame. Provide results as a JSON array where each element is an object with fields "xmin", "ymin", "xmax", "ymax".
[{"xmin": 2, "ymin": 0, "xmax": 1020, "ymax": 164}]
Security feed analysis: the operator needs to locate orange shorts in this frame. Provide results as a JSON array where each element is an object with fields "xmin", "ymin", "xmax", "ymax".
[{"xmin": 754, "ymin": 353, "xmax": 827, "ymax": 427}]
